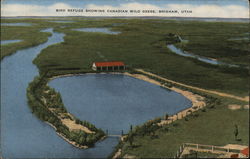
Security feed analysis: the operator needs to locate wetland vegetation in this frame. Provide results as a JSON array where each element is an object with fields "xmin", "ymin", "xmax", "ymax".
[
  {"xmin": 32, "ymin": 18, "xmax": 249, "ymax": 96},
  {"xmin": 1, "ymin": 21, "xmax": 50, "ymax": 59}
]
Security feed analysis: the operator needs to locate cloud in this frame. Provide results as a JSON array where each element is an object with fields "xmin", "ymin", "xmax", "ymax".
[
  {"xmin": 1, "ymin": 3, "xmax": 76, "ymax": 16},
  {"xmin": 1, "ymin": 2, "xmax": 248, "ymax": 18}
]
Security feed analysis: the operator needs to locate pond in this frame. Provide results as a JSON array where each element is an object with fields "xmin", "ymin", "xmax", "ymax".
[
  {"xmin": 1, "ymin": 23, "xmax": 32, "ymax": 26},
  {"xmin": 72, "ymin": 28, "xmax": 121, "ymax": 34},
  {"xmin": 49, "ymin": 74, "xmax": 192, "ymax": 135},
  {"xmin": 1, "ymin": 39, "xmax": 22, "ymax": 45}
]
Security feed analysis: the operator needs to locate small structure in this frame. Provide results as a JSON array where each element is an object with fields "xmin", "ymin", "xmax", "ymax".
[{"xmin": 92, "ymin": 61, "xmax": 125, "ymax": 71}]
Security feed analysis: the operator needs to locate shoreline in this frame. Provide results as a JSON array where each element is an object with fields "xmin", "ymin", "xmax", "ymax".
[
  {"xmin": 49, "ymin": 71, "xmax": 206, "ymax": 120},
  {"xmin": 48, "ymin": 72, "xmax": 123, "ymax": 81},
  {"xmin": 47, "ymin": 70, "xmax": 206, "ymax": 157},
  {"xmin": 46, "ymin": 121, "xmax": 107, "ymax": 149},
  {"xmin": 33, "ymin": 73, "xmax": 108, "ymax": 149},
  {"xmin": 111, "ymin": 72, "xmax": 207, "ymax": 158},
  {"xmin": 125, "ymin": 73, "xmax": 206, "ymax": 125},
  {"xmin": 123, "ymin": 72, "xmax": 206, "ymax": 125},
  {"xmin": 45, "ymin": 122, "xmax": 90, "ymax": 149}
]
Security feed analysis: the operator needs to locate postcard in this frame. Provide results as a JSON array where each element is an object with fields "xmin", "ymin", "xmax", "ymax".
[{"xmin": 1, "ymin": 0, "xmax": 249, "ymax": 158}]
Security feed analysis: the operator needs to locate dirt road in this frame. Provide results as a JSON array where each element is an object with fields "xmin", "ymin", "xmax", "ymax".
[{"xmin": 135, "ymin": 69, "xmax": 249, "ymax": 102}]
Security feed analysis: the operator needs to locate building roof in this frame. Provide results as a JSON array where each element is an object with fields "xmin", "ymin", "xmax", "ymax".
[
  {"xmin": 94, "ymin": 61, "xmax": 125, "ymax": 67},
  {"xmin": 241, "ymin": 147, "xmax": 249, "ymax": 157}
]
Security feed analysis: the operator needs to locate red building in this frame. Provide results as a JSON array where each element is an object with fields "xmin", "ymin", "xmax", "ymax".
[{"xmin": 92, "ymin": 61, "xmax": 125, "ymax": 71}]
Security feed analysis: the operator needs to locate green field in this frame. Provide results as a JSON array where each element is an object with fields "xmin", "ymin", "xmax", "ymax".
[
  {"xmin": 118, "ymin": 97, "xmax": 249, "ymax": 158},
  {"xmin": 1, "ymin": 18, "xmax": 249, "ymax": 158},
  {"xmin": 182, "ymin": 150, "xmax": 221, "ymax": 158}
]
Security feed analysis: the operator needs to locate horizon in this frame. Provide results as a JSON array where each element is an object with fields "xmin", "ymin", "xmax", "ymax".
[{"xmin": 1, "ymin": 16, "xmax": 249, "ymax": 23}]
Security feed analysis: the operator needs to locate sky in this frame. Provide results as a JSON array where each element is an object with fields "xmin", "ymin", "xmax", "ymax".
[{"xmin": 1, "ymin": 0, "xmax": 249, "ymax": 18}]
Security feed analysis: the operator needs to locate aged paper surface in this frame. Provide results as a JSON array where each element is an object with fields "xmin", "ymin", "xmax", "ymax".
[{"xmin": 1, "ymin": 0, "xmax": 249, "ymax": 158}]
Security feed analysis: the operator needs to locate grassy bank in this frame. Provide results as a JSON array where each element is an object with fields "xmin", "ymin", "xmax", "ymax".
[
  {"xmin": 117, "ymin": 95, "xmax": 248, "ymax": 158},
  {"xmin": 111, "ymin": 71, "xmax": 248, "ymax": 158},
  {"xmin": 27, "ymin": 72, "xmax": 105, "ymax": 148}
]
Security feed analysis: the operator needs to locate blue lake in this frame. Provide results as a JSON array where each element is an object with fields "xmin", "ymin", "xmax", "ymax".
[
  {"xmin": 49, "ymin": 74, "xmax": 192, "ymax": 135},
  {"xmin": 72, "ymin": 28, "xmax": 121, "ymax": 34},
  {"xmin": 1, "ymin": 39, "xmax": 22, "ymax": 45}
]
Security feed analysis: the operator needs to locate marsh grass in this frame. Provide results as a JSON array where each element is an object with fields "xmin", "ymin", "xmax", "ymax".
[
  {"xmin": 120, "ymin": 99, "xmax": 249, "ymax": 158},
  {"xmin": 26, "ymin": 18, "xmax": 249, "ymax": 96}
]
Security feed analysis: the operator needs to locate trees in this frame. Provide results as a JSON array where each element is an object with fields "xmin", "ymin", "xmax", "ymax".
[
  {"xmin": 234, "ymin": 124, "xmax": 239, "ymax": 141},
  {"xmin": 128, "ymin": 133, "xmax": 134, "ymax": 147},
  {"xmin": 165, "ymin": 113, "xmax": 169, "ymax": 120}
]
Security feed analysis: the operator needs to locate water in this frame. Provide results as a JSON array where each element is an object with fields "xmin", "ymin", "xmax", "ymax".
[
  {"xmin": 228, "ymin": 37, "xmax": 249, "ymax": 41},
  {"xmin": 167, "ymin": 44, "xmax": 238, "ymax": 67},
  {"xmin": 1, "ymin": 27, "xmax": 191, "ymax": 158},
  {"xmin": 1, "ymin": 39, "xmax": 22, "ymax": 45},
  {"xmin": 177, "ymin": 36, "xmax": 188, "ymax": 43},
  {"xmin": 49, "ymin": 20, "xmax": 75, "ymax": 23},
  {"xmin": 49, "ymin": 74, "xmax": 192, "ymax": 135},
  {"xmin": 72, "ymin": 28, "xmax": 121, "ymax": 34},
  {"xmin": 0, "ymin": 28, "xmax": 119, "ymax": 158},
  {"xmin": 1, "ymin": 23, "xmax": 32, "ymax": 26}
]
